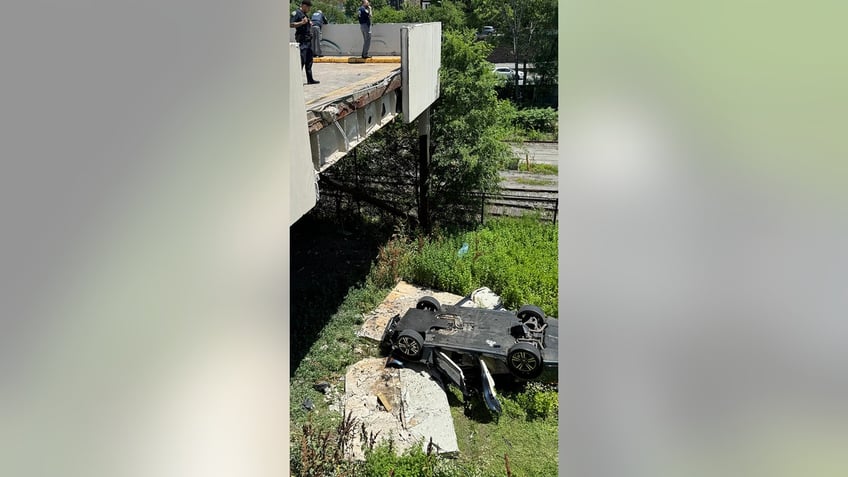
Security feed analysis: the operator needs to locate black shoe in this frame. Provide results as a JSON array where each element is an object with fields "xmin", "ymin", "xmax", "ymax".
[
  {"xmin": 361, "ymin": 55, "xmax": 372, "ymax": 59},
  {"xmin": 307, "ymin": 80, "xmax": 320, "ymax": 84}
]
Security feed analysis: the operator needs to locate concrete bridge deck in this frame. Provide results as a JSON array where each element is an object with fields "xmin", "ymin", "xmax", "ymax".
[
  {"xmin": 299, "ymin": 60, "xmax": 403, "ymax": 173},
  {"xmin": 300, "ymin": 61, "xmax": 401, "ymax": 133},
  {"xmin": 301, "ymin": 58, "xmax": 401, "ymax": 105}
]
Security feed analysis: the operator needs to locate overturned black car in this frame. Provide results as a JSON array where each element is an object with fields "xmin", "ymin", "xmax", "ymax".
[{"xmin": 380, "ymin": 296, "xmax": 558, "ymax": 412}]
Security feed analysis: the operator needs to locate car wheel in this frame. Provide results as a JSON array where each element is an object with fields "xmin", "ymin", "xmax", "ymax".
[
  {"xmin": 416, "ymin": 296, "xmax": 441, "ymax": 312},
  {"xmin": 507, "ymin": 342, "xmax": 543, "ymax": 379},
  {"xmin": 395, "ymin": 330, "xmax": 424, "ymax": 360},
  {"xmin": 517, "ymin": 305, "xmax": 546, "ymax": 332}
]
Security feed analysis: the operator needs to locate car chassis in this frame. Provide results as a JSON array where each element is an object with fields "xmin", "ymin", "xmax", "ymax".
[{"xmin": 380, "ymin": 295, "xmax": 558, "ymax": 413}]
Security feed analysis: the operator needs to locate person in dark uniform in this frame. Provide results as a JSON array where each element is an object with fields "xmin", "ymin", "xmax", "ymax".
[
  {"xmin": 358, "ymin": 0, "xmax": 372, "ymax": 59},
  {"xmin": 310, "ymin": 9, "xmax": 329, "ymax": 57},
  {"xmin": 290, "ymin": 0, "xmax": 319, "ymax": 84}
]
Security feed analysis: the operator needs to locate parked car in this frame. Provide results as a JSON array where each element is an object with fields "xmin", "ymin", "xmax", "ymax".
[
  {"xmin": 475, "ymin": 25, "xmax": 496, "ymax": 41},
  {"xmin": 492, "ymin": 66, "xmax": 525, "ymax": 84},
  {"xmin": 381, "ymin": 296, "xmax": 558, "ymax": 383}
]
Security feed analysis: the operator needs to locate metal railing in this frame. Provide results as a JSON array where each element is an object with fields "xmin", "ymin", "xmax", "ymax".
[{"xmin": 317, "ymin": 178, "xmax": 559, "ymax": 225}]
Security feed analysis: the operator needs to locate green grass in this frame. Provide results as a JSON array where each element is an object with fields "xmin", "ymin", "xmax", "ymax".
[
  {"xmin": 447, "ymin": 383, "xmax": 559, "ymax": 477},
  {"xmin": 515, "ymin": 177, "xmax": 555, "ymax": 186},
  {"xmin": 505, "ymin": 130, "xmax": 558, "ymax": 142},
  {"xmin": 450, "ymin": 408, "xmax": 558, "ymax": 476},
  {"xmin": 404, "ymin": 215, "xmax": 558, "ymax": 317},
  {"xmin": 504, "ymin": 107, "xmax": 558, "ymax": 142},
  {"xmin": 506, "ymin": 159, "xmax": 559, "ymax": 175},
  {"xmin": 290, "ymin": 281, "xmax": 391, "ymax": 429},
  {"xmin": 517, "ymin": 162, "xmax": 558, "ymax": 175}
]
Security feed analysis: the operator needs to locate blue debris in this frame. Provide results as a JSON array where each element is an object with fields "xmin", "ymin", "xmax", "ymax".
[
  {"xmin": 457, "ymin": 242, "xmax": 469, "ymax": 257},
  {"xmin": 302, "ymin": 398, "xmax": 314, "ymax": 411}
]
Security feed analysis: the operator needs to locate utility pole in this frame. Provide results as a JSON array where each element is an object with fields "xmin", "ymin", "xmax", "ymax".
[{"xmin": 417, "ymin": 107, "xmax": 431, "ymax": 233}]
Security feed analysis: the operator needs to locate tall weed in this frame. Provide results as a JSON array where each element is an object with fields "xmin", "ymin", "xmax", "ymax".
[{"xmin": 407, "ymin": 215, "xmax": 558, "ymax": 316}]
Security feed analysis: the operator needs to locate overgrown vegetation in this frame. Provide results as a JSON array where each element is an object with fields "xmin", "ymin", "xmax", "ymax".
[
  {"xmin": 291, "ymin": 215, "xmax": 558, "ymax": 475},
  {"xmin": 472, "ymin": 0, "xmax": 559, "ymax": 89},
  {"xmin": 511, "ymin": 107, "xmax": 558, "ymax": 136},
  {"xmin": 366, "ymin": 215, "xmax": 557, "ymax": 316},
  {"xmin": 507, "ymin": 160, "xmax": 558, "ymax": 175},
  {"xmin": 501, "ymin": 104, "xmax": 559, "ymax": 142},
  {"xmin": 290, "ymin": 280, "xmax": 389, "ymax": 428},
  {"xmin": 522, "ymin": 163, "xmax": 558, "ymax": 175},
  {"xmin": 293, "ymin": 409, "xmax": 491, "ymax": 477},
  {"xmin": 447, "ymin": 382, "xmax": 559, "ymax": 477},
  {"xmin": 362, "ymin": 443, "xmax": 485, "ymax": 477},
  {"xmin": 289, "ymin": 1, "xmax": 349, "ymax": 24},
  {"xmin": 515, "ymin": 176, "xmax": 555, "ymax": 186}
]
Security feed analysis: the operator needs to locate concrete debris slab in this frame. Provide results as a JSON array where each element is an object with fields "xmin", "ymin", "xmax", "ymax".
[
  {"xmin": 356, "ymin": 281, "xmax": 465, "ymax": 342},
  {"xmin": 343, "ymin": 358, "xmax": 458, "ymax": 460}
]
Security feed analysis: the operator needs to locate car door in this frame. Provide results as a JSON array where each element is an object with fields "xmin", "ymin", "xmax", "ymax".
[{"xmin": 434, "ymin": 351, "xmax": 466, "ymax": 396}]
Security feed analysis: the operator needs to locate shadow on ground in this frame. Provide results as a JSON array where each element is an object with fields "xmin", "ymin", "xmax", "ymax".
[{"xmin": 290, "ymin": 213, "xmax": 393, "ymax": 375}]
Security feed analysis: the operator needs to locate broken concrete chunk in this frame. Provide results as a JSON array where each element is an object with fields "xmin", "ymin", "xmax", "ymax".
[{"xmin": 343, "ymin": 357, "xmax": 458, "ymax": 460}]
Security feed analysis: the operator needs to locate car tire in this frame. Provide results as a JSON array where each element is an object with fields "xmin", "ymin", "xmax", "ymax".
[
  {"xmin": 517, "ymin": 304, "xmax": 546, "ymax": 332},
  {"xmin": 416, "ymin": 296, "xmax": 441, "ymax": 312},
  {"xmin": 507, "ymin": 342, "xmax": 543, "ymax": 379},
  {"xmin": 395, "ymin": 330, "xmax": 424, "ymax": 360}
]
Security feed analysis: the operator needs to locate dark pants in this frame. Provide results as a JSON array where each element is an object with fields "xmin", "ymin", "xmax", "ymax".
[
  {"xmin": 311, "ymin": 25, "xmax": 322, "ymax": 56},
  {"xmin": 299, "ymin": 42, "xmax": 315, "ymax": 83},
  {"xmin": 360, "ymin": 24, "xmax": 371, "ymax": 57}
]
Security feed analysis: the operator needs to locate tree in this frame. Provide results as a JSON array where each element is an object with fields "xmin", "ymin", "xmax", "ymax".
[
  {"xmin": 372, "ymin": 1, "xmax": 466, "ymax": 29},
  {"xmin": 289, "ymin": 1, "xmax": 350, "ymax": 24},
  {"xmin": 474, "ymin": 0, "xmax": 558, "ymax": 96},
  {"xmin": 427, "ymin": 30, "xmax": 512, "ymax": 224}
]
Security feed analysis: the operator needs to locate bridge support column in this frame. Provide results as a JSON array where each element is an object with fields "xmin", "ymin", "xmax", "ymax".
[{"xmin": 418, "ymin": 107, "xmax": 431, "ymax": 233}]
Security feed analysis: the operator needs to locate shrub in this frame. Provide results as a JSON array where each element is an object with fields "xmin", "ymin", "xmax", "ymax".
[
  {"xmin": 362, "ymin": 441, "xmax": 481, "ymax": 477},
  {"xmin": 512, "ymin": 107, "xmax": 558, "ymax": 134},
  {"xmin": 370, "ymin": 232, "xmax": 416, "ymax": 289},
  {"xmin": 362, "ymin": 443, "xmax": 433, "ymax": 477},
  {"xmin": 513, "ymin": 382, "xmax": 559, "ymax": 420},
  {"xmin": 405, "ymin": 216, "xmax": 558, "ymax": 316}
]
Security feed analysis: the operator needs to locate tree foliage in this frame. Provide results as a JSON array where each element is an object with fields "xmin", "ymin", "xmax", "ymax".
[
  {"xmin": 371, "ymin": 0, "xmax": 467, "ymax": 30},
  {"xmin": 473, "ymin": 0, "xmax": 558, "ymax": 87},
  {"xmin": 428, "ymin": 30, "xmax": 512, "ymax": 223},
  {"xmin": 289, "ymin": 0, "xmax": 350, "ymax": 24}
]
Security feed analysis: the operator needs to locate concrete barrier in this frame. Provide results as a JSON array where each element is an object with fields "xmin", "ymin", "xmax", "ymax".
[{"xmin": 289, "ymin": 23, "xmax": 412, "ymax": 56}]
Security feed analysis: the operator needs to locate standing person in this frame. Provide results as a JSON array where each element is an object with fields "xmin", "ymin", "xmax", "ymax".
[
  {"xmin": 290, "ymin": 0, "xmax": 319, "ymax": 84},
  {"xmin": 310, "ymin": 9, "xmax": 329, "ymax": 57},
  {"xmin": 358, "ymin": 0, "xmax": 372, "ymax": 59}
]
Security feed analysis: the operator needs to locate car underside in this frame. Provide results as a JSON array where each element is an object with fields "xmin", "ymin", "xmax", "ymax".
[{"xmin": 380, "ymin": 296, "xmax": 558, "ymax": 413}]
